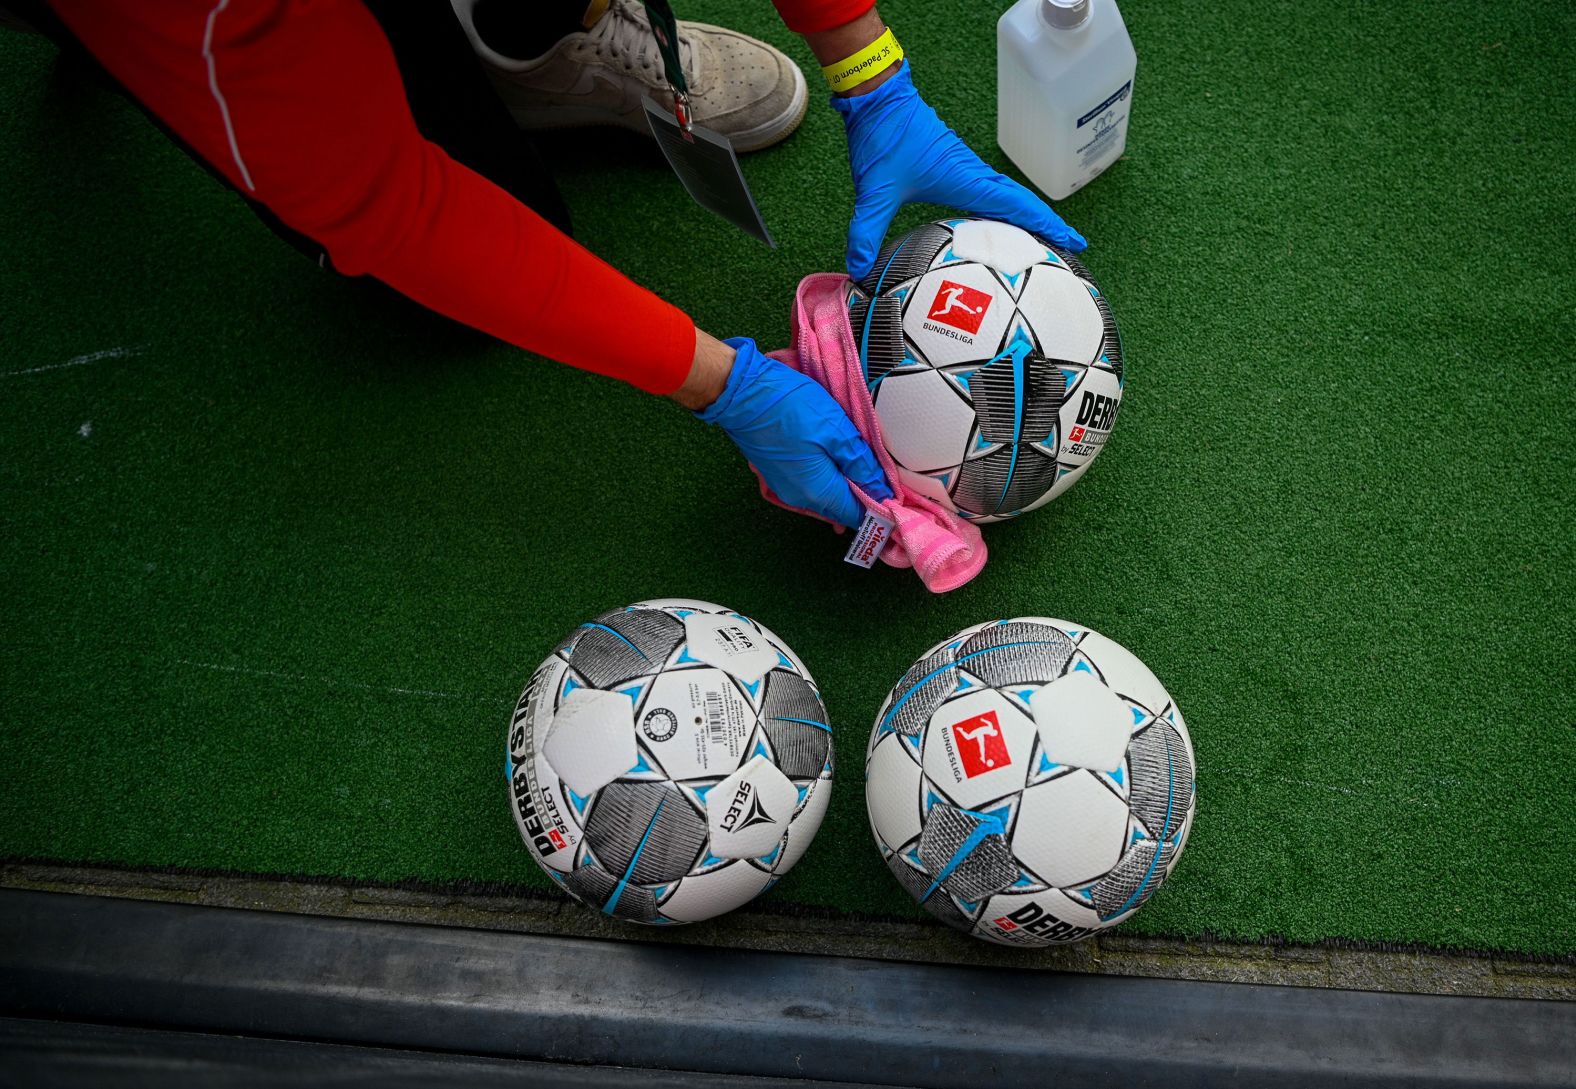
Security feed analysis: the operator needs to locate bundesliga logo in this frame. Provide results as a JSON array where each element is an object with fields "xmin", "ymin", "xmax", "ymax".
[
  {"xmin": 950, "ymin": 709, "xmax": 1011, "ymax": 778},
  {"xmin": 926, "ymin": 280, "xmax": 992, "ymax": 335}
]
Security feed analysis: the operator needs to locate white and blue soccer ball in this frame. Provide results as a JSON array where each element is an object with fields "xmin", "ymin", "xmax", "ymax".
[
  {"xmin": 865, "ymin": 618, "xmax": 1195, "ymax": 946},
  {"xmin": 847, "ymin": 218, "xmax": 1124, "ymax": 522},
  {"xmin": 507, "ymin": 599, "xmax": 834, "ymax": 924}
]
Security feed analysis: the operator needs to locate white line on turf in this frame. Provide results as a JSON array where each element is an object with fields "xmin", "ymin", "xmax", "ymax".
[
  {"xmin": 2, "ymin": 346, "xmax": 143, "ymax": 378},
  {"xmin": 1210, "ymin": 766, "xmax": 1458, "ymax": 808},
  {"xmin": 1271, "ymin": 776, "xmax": 1359, "ymax": 797},
  {"xmin": 175, "ymin": 658, "xmax": 511, "ymax": 705}
]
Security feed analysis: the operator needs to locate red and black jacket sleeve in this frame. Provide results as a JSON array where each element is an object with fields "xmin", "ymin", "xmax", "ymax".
[
  {"xmin": 46, "ymin": 0, "xmax": 697, "ymax": 394},
  {"xmin": 770, "ymin": 0, "xmax": 876, "ymax": 34}
]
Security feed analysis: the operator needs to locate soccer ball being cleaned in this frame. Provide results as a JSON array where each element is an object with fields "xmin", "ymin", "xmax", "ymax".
[
  {"xmin": 847, "ymin": 218, "xmax": 1124, "ymax": 522},
  {"xmin": 507, "ymin": 599, "xmax": 834, "ymax": 924},
  {"xmin": 865, "ymin": 618, "xmax": 1195, "ymax": 946}
]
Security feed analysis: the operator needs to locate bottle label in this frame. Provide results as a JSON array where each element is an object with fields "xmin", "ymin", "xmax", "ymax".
[
  {"xmin": 1075, "ymin": 79, "xmax": 1132, "ymax": 169},
  {"xmin": 1077, "ymin": 81, "xmax": 1133, "ymax": 129}
]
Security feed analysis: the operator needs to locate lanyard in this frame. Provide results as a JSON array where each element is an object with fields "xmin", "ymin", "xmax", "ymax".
[
  {"xmin": 641, "ymin": 0, "xmax": 692, "ymax": 131},
  {"xmin": 634, "ymin": 0, "xmax": 773, "ymax": 244}
]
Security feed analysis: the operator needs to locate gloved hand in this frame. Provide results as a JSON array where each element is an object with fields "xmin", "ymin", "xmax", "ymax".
[
  {"xmin": 698, "ymin": 338, "xmax": 892, "ymax": 528},
  {"xmin": 833, "ymin": 64, "xmax": 1088, "ymax": 280}
]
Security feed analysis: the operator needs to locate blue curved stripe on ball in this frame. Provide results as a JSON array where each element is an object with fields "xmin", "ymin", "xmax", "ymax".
[
  {"xmin": 919, "ymin": 808, "xmax": 1007, "ymax": 902},
  {"xmin": 1109, "ymin": 744, "xmax": 1174, "ymax": 919},
  {"xmin": 881, "ymin": 640, "xmax": 1065, "ymax": 730},
  {"xmin": 580, "ymin": 622, "xmax": 648, "ymax": 661},
  {"xmin": 858, "ymin": 236, "xmax": 911, "ymax": 385},
  {"xmin": 771, "ymin": 715, "xmax": 832, "ymax": 733},
  {"xmin": 603, "ymin": 796, "xmax": 665, "ymax": 916},
  {"xmin": 994, "ymin": 337, "xmax": 1032, "ymax": 514}
]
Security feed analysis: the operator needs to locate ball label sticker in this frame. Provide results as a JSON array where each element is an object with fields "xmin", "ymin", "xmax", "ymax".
[
  {"xmin": 698, "ymin": 686, "xmax": 748, "ymax": 769},
  {"xmin": 844, "ymin": 511, "xmax": 896, "ymax": 569},
  {"xmin": 636, "ymin": 670, "xmax": 754, "ymax": 781},
  {"xmin": 693, "ymin": 681, "xmax": 749, "ymax": 772},
  {"xmin": 925, "ymin": 280, "xmax": 993, "ymax": 335},
  {"xmin": 951, "ymin": 710, "xmax": 1011, "ymax": 778}
]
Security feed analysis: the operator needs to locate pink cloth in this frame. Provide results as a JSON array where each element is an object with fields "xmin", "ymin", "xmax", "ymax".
[{"xmin": 762, "ymin": 273, "xmax": 987, "ymax": 593}]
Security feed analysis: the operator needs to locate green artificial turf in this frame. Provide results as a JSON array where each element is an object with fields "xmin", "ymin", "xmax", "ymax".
[{"xmin": 2, "ymin": 1, "xmax": 1574, "ymax": 955}]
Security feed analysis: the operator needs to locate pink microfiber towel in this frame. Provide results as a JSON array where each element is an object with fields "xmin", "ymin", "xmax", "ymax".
[{"xmin": 761, "ymin": 273, "xmax": 987, "ymax": 593}]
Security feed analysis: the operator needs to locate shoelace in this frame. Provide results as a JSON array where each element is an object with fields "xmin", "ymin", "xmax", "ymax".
[{"xmin": 591, "ymin": 0, "xmax": 700, "ymax": 85}]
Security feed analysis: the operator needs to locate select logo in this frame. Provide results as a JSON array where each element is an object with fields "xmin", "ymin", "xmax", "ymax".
[
  {"xmin": 926, "ymin": 280, "xmax": 993, "ymax": 335},
  {"xmin": 513, "ymin": 770, "xmax": 569, "ymax": 856},
  {"xmin": 719, "ymin": 782, "xmax": 776, "ymax": 833}
]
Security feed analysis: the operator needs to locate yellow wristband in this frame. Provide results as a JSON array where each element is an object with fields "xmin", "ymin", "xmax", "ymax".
[{"xmin": 821, "ymin": 28, "xmax": 904, "ymax": 94}]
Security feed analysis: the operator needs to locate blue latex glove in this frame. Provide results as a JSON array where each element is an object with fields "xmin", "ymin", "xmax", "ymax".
[
  {"xmin": 698, "ymin": 338, "xmax": 892, "ymax": 528},
  {"xmin": 833, "ymin": 64, "xmax": 1088, "ymax": 280}
]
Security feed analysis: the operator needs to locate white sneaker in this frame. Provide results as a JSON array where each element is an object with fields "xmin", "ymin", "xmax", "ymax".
[{"xmin": 451, "ymin": 0, "xmax": 808, "ymax": 153}]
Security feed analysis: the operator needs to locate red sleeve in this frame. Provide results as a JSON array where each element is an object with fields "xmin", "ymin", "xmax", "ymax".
[
  {"xmin": 46, "ymin": 0, "xmax": 695, "ymax": 395},
  {"xmin": 771, "ymin": 0, "xmax": 876, "ymax": 34}
]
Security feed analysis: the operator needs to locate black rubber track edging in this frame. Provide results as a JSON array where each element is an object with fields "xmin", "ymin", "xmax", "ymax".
[{"xmin": 0, "ymin": 889, "xmax": 1570, "ymax": 1088}]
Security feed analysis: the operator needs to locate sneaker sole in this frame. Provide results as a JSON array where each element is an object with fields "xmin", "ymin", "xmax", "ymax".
[{"xmin": 503, "ymin": 62, "xmax": 809, "ymax": 154}]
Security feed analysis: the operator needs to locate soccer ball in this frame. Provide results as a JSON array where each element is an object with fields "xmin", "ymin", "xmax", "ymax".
[
  {"xmin": 847, "ymin": 218, "xmax": 1124, "ymax": 522},
  {"xmin": 507, "ymin": 599, "xmax": 834, "ymax": 924},
  {"xmin": 865, "ymin": 618, "xmax": 1195, "ymax": 946}
]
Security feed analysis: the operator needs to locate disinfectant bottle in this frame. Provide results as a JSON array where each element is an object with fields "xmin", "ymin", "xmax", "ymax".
[{"xmin": 998, "ymin": 0, "xmax": 1137, "ymax": 200}]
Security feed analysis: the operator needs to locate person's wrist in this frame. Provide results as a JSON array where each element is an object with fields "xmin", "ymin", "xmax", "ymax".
[
  {"xmin": 671, "ymin": 330, "xmax": 735, "ymax": 412},
  {"xmin": 804, "ymin": 10, "xmax": 902, "ymax": 98},
  {"xmin": 837, "ymin": 57, "xmax": 901, "ymax": 98},
  {"xmin": 830, "ymin": 59, "xmax": 912, "ymax": 121}
]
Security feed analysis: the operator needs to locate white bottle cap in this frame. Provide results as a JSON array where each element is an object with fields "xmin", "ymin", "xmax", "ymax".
[{"xmin": 1042, "ymin": 0, "xmax": 1090, "ymax": 29}]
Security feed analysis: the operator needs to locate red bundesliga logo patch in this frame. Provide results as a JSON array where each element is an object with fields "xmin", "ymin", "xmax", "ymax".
[
  {"xmin": 951, "ymin": 709, "xmax": 1011, "ymax": 778},
  {"xmin": 548, "ymin": 829, "xmax": 567, "ymax": 850},
  {"xmin": 1069, "ymin": 426, "xmax": 1086, "ymax": 442},
  {"xmin": 926, "ymin": 280, "xmax": 993, "ymax": 335}
]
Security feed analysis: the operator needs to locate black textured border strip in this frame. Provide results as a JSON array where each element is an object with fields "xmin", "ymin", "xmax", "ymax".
[
  {"xmin": 1, "ymin": 889, "xmax": 1572, "ymax": 1088},
  {"xmin": 5, "ymin": 855, "xmax": 1574, "ymax": 967},
  {"xmin": 0, "ymin": 1017, "xmax": 858, "ymax": 1089}
]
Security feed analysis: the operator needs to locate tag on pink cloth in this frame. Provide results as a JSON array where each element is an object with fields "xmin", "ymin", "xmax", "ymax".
[
  {"xmin": 844, "ymin": 511, "xmax": 895, "ymax": 569},
  {"xmin": 759, "ymin": 273, "xmax": 987, "ymax": 593}
]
